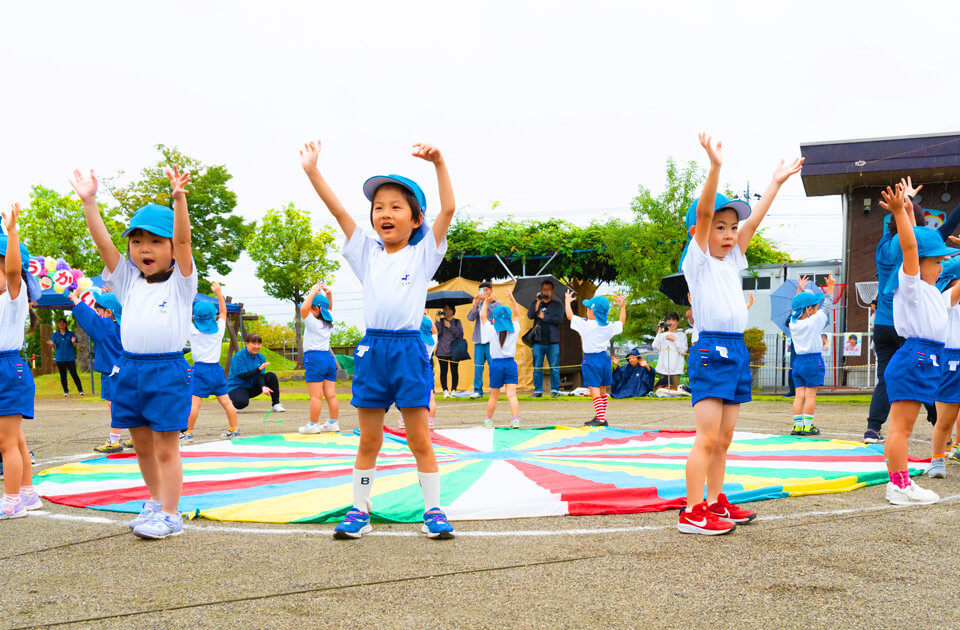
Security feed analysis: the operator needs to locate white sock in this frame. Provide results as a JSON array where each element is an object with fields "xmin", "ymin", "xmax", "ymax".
[
  {"xmin": 109, "ymin": 432, "xmax": 121, "ymax": 443},
  {"xmin": 418, "ymin": 471, "xmax": 441, "ymax": 511},
  {"xmin": 20, "ymin": 485, "xmax": 35, "ymax": 496},
  {"xmin": 353, "ymin": 467, "xmax": 375, "ymax": 512},
  {"xmin": 3, "ymin": 494, "xmax": 18, "ymax": 504}
]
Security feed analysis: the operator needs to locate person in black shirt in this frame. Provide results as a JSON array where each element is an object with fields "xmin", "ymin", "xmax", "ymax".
[{"xmin": 526, "ymin": 280, "xmax": 563, "ymax": 397}]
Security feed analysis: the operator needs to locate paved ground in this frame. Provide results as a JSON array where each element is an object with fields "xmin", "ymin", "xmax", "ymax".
[{"xmin": 5, "ymin": 396, "xmax": 960, "ymax": 629}]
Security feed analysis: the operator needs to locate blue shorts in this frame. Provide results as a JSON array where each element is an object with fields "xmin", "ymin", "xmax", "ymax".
[
  {"xmin": 689, "ymin": 331, "xmax": 752, "ymax": 406},
  {"xmin": 111, "ymin": 351, "xmax": 192, "ymax": 432},
  {"xmin": 99, "ymin": 369, "xmax": 116, "ymax": 402},
  {"xmin": 0, "ymin": 351, "xmax": 34, "ymax": 419},
  {"xmin": 304, "ymin": 350, "xmax": 338, "ymax": 383},
  {"xmin": 351, "ymin": 329, "xmax": 430, "ymax": 410},
  {"xmin": 792, "ymin": 352, "xmax": 825, "ymax": 389},
  {"xmin": 885, "ymin": 337, "xmax": 944, "ymax": 405},
  {"xmin": 425, "ymin": 356, "xmax": 435, "ymax": 393},
  {"xmin": 489, "ymin": 357, "xmax": 519, "ymax": 389},
  {"xmin": 937, "ymin": 348, "xmax": 960, "ymax": 404},
  {"xmin": 192, "ymin": 361, "xmax": 228, "ymax": 398},
  {"xmin": 582, "ymin": 351, "xmax": 613, "ymax": 388}
]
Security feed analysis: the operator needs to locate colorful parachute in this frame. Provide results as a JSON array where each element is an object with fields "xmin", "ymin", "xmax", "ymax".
[{"xmin": 34, "ymin": 427, "xmax": 928, "ymax": 524}]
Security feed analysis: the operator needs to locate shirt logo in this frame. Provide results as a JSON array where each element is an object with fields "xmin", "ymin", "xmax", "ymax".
[
  {"xmin": 950, "ymin": 361, "xmax": 959, "ymax": 373},
  {"xmin": 932, "ymin": 354, "xmax": 940, "ymax": 367},
  {"xmin": 400, "ymin": 273, "xmax": 412, "ymax": 287},
  {"xmin": 158, "ymin": 300, "xmax": 169, "ymax": 314},
  {"xmin": 356, "ymin": 345, "xmax": 369, "ymax": 357}
]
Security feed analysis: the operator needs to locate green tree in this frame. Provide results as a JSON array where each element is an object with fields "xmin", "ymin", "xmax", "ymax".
[
  {"xmin": 246, "ymin": 203, "xmax": 340, "ymax": 366},
  {"xmin": 330, "ymin": 322, "xmax": 363, "ymax": 346},
  {"xmin": 105, "ymin": 144, "xmax": 252, "ymax": 291},
  {"xmin": 245, "ymin": 315, "xmax": 296, "ymax": 346}
]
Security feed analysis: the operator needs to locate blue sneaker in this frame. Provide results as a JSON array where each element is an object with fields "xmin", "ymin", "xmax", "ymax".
[
  {"xmin": 333, "ymin": 508, "xmax": 372, "ymax": 539},
  {"xmin": 133, "ymin": 512, "xmax": 183, "ymax": 539},
  {"xmin": 127, "ymin": 500, "xmax": 162, "ymax": 529},
  {"xmin": 422, "ymin": 508, "xmax": 454, "ymax": 539}
]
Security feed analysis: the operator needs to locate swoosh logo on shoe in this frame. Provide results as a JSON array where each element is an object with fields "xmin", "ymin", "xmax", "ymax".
[{"xmin": 686, "ymin": 517, "xmax": 708, "ymax": 527}]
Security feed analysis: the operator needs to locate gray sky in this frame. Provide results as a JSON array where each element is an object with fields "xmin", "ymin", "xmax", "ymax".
[{"xmin": 2, "ymin": 1, "xmax": 957, "ymax": 327}]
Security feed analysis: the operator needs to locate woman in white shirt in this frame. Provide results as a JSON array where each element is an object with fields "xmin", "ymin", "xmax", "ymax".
[{"xmin": 652, "ymin": 313, "xmax": 688, "ymax": 389}]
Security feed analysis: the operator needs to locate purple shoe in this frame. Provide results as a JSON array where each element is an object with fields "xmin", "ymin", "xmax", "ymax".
[
  {"xmin": 20, "ymin": 491, "xmax": 42, "ymax": 511},
  {"xmin": 0, "ymin": 498, "xmax": 27, "ymax": 520}
]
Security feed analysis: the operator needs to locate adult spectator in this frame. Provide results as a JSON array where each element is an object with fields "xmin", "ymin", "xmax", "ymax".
[
  {"xmin": 611, "ymin": 348, "xmax": 655, "ymax": 398},
  {"xmin": 48, "ymin": 317, "xmax": 84, "ymax": 396},
  {"xmin": 652, "ymin": 312, "xmax": 687, "ymax": 389},
  {"xmin": 434, "ymin": 302, "xmax": 464, "ymax": 398},
  {"xmin": 227, "ymin": 333, "xmax": 285, "ymax": 412},
  {"xmin": 526, "ymin": 280, "xmax": 563, "ymax": 397},
  {"xmin": 466, "ymin": 281, "xmax": 498, "ymax": 399}
]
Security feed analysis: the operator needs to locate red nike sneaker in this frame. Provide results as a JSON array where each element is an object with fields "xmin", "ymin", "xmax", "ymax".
[
  {"xmin": 677, "ymin": 501, "xmax": 736, "ymax": 535},
  {"xmin": 708, "ymin": 493, "xmax": 757, "ymax": 524}
]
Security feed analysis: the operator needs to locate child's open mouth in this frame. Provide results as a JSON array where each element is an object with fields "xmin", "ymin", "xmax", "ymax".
[{"xmin": 380, "ymin": 222, "xmax": 395, "ymax": 232}]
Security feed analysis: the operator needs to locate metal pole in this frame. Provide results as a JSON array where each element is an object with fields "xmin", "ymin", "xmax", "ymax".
[
  {"xmin": 493, "ymin": 254, "xmax": 517, "ymax": 280},
  {"xmin": 535, "ymin": 252, "xmax": 559, "ymax": 277}
]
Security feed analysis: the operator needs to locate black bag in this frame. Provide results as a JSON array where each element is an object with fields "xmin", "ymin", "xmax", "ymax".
[
  {"xmin": 450, "ymin": 337, "xmax": 471, "ymax": 362},
  {"xmin": 521, "ymin": 324, "xmax": 537, "ymax": 348}
]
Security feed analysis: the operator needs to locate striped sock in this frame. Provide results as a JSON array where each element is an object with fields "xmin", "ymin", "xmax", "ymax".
[
  {"xmin": 598, "ymin": 396, "xmax": 608, "ymax": 422},
  {"xmin": 933, "ymin": 453, "xmax": 945, "ymax": 460},
  {"xmin": 109, "ymin": 432, "xmax": 121, "ymax": 444},
  {"xmin": 889, "ymin": 470, "xmax": 911, "ymax": 489},
  {"xmin": 593, "ymin": 397, "xmax": 604, "ymax": 421},
  {"xmin": 792, "ymin": 415, "xmax": 803, "ymax": 428},
  {"xmin": 802, "ymin": 414, "xmax": 814, "ymax": 429}
]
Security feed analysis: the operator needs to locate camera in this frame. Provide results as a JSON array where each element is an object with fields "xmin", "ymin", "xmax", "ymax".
[
  {"xmin": 537, "ymin": 293, "xmax": 546, "ymax": 301},
  {"xmin": 659, "ymin": 321, "xmax": 669, "ymax": 332},
  {"xmin": 437, "ymin": 310, "xmax": 445, "ymax": 318}
]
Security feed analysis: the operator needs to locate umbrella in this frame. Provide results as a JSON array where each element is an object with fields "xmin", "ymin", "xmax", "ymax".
[
  {"xmin": 425, "ymin": 290, "xmax": 475, "ymax": 309},
  {"xmin": 512, "ymin": 275, "xmax": 575, "ymax": 309},
  {"xmin": 770, "ymin": 280, "xmax": 821, "ymax": 335},
  {"xmin": 659, "ymin": 273, "xmax": 690, "ymax": 307}
]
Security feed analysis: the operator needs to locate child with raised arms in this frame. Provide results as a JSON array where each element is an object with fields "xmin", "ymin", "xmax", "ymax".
[
  {"xmin": 480, "ymin": 290, "xmax": 521, "ymax": 428},
  {"xmin": 300, "ymin": 139, "xmax": 456, "ymax": 539},
  {"xmin": 183, "ymin": 282, "xmax": 239, "ymax": 442},
  {"xmin": 298, "ymin": 283, "xmax": 340, "ymax": 435},
  {"xmin": 788, "ymin": 273, "xmax": 836, "ymax": 437},
  {"xmin": 0, "ymin": 204, "xmax": 40, "ymax": 519},
  {"xmin": 71, "ymin": 167, "xmax": 197, "ymax": 539},
  {"xmin": 565, "ymin": 291, "xmax": 626, "ymax": 427},
  {"xmin": 880, "ymin": 183, "xmax": 957, "ymax": 504},
  {"xmin": 69, "ymin": 287, "xmax": 126, "ymax": 453},
  {"xmin": 679, "ymin": 133, "xmax": 802, "ymax": 535},
  {"xmin": 926, "ymin": 255, "xmax": 960, "ymax": 479}
]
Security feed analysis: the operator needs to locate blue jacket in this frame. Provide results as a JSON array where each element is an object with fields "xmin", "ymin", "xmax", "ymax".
[
  {"xmin": 611, "ymin": 362, "xmax": 655, "ymax": 399},
  {"xmin": 51, "ymin": 330, "xmax": 77, "ymax": 362},
  {"xmin": 226, "ymin": 350, "xmax": 266, "ymax": 390},
  {"xmin": 71, "ymin": 302, "xmax": 121, "ymax": 375}
]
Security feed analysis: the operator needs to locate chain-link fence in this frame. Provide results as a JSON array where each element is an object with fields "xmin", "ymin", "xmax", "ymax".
[{"xmin": 751, "ymin": 332, "xmax": 875, "ymax": 394}]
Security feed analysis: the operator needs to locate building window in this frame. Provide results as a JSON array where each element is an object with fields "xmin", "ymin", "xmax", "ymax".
[{"xmin": 742, "ymin": 277, "xmax": 771, "ymax": 290}]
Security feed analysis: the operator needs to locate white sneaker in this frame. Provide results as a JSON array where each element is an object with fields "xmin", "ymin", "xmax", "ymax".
[
  {"xmin": 298, "ymin": 422, "xmax": 321, "ymax": 434},
  {"xmin": 469, "ymin": 392, "xmax": 482, "ymax": 399},
  {"xmin": 886, "ymin": 481, "xmax": 939, "ymax": 506},
  {"xmin": 443, "ymin": 390, "xmax": 450, "ymax": 398},
  {"xmin": 319, "ymin": 420, "xmax": 340, "ymax": 433},
  {"xmin": 483, "ymin": 418, "xmax": 494, "ymax": 428},
  {"xmin": 510, "ymin": 418, "xmax": 521, "ymax": 429},
  {"xmin": 272, "ymin": 403, "xmax": 286, "ymax": 412},
  {"xmin": 398, "ymin": 418, "xmax": 405, "ymax": 429}
]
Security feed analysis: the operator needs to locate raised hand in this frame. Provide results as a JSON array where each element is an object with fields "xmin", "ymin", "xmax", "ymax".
[
  {"xmin": 613, "ymin": 293, "xmax": 626, "ymax": 309},
  {"xmin": 299, "ymin": 140, "xmax": 321, "ymax": 171},
  {"xmin": 698, "ymin": 133, "xmax": 722, "ymax": 167},
  {"xmin": 320, "ymin": 284, "xmax": 332, "ymax": 297},
  {"xmin": 746, "ymin": 292, "xmax": 756, "ymax": 308},
  {"xmin": 772, "ymin": 157, "xmax": 805, "ymax": 185},
  {"xmin": 507, "ymin": 289, "xmax": 517, "ymax": 303},
  {"xmin": 879, "ymin": 184, "xmax": 906, "ymax": 214},
  {"xmin": 2, "ymin": 203, "xmax": 20, "ymax": 234},
  {"xmin": 68, "ymin": 288, "xmax": 81, "ymax": 305},
  {"xmin": 210, "ymin": 281, "xmax": 222, "ymax": 294},
  {"xmin": 166, "ymin": 166, "xmax": 191, "ymax": 199},
  {"xmin": 564, "ymin": 289, "xmax": 575, "ymax": 304},
  {"xmin": 798, "ymin": 275, "xmax": 809, "ymax": 291},
  {"xmin": 611, "ymin": 356, "xmax": 620, "ymax": 366},
  {"xmin": 900, "ymin": 176, "xmax": 922, "ymax": 198},
  {"xmin": 70, "ymin": 169, "xmax": 99, "ymax": 203},
  {"xmin": 412, "ymin": 143, "xmax": 443, "ymax": 164}
]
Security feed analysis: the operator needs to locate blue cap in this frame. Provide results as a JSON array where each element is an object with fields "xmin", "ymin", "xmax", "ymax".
[
  {"xmin": 362, "ymin": 174, "xmax": 429, "ymax": 246},
  {"xmin": 94, "ymin": 291, "xmax": 122, "ymax": 323},
  {"xmin": 790, "ymin": 290, "xmax": 825, "ymax": 322},
  {"xmin": 684, "ymin": 193, "xmax": 752, "ymax": 230},
  {"xmin": 123, "ymin": 203, "xmax": 174, "ymax": 238},
  {"xmin": 192, "ymin": 300, "xmax": 219, "ymax": 334},
  {"xmin": 582, "ymin": 295, "xmax": 611, "ymax": 326},
  {"xmin": 883, "ymin": 215, "xmax": 893, "ymax": 234},
  {"xmin": 420, "ymin": 315, "xmax": 434, "ymax": 346},
  {"xmin": 885, "ymin": 227, "xmax": 960, "ymax": 294},
  {"xmin": 311, "ymin": 293, "xmax": 333, "ymax": 322},
  {"xmin": 937, "ymin": 255, "xmax": 960, "ymax": 291},
  {"xmin": 626, "ymin": 347, "xmax": 642, "ymax": 357},
  {"xmin": 491, "ymin": 304, "xmax": 515, "ymax": 332},
  {"xmin": 0, "ymin": 234, "xmax": 31, "ymax": 272}
]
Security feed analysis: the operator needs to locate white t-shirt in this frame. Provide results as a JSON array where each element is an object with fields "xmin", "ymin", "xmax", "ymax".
[
  {"xmin": 942, "ymin": 289, "xmax": 960, "ymax": 348},
  {"xmin": 303, "ymin": 313, "xmax": 333, "ymax": 352},
  {"xmin": 893, "ymin": 267, "xmax": 948, "ymax": 342},
  {"xmin": 681, "ymin": 241, "xmax": 748, "ymax": 334},
  {"xmin": 570, "ymin": 317, "xmax": 623, "ymax": 353},
  {"xmin": 189, "ymin": 319, "xmax": 226, "ymax": 364},
  {"xmin": 652, "ymin": 330, "xmax": 688, "ymax": 375},
  {"xmin": 789, "ymin": 310, "xmax": 829, "ymax": 355},
  {"xmin": 343, "ymin": 229, "xmax": 447, "ymax": 331},
  {"xmin": 103, "ymin": 258, "xmax": 198, "ymax": 354},
  {"xmin": 481, "ymin": 320, "xmax": 520, "ymax": 359},
  {"xmin": 0, "ymin": 278, "xmax": 28, "ymax": 352}
]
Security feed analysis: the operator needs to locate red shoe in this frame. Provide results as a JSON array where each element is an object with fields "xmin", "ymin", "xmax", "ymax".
[
  {"xmin": 677, "ymin": 501, "xmax": 736, "ymax": 535},
  {"xmin": 708, "ymin": 493, "xmax": 757, "ymax": 524}
]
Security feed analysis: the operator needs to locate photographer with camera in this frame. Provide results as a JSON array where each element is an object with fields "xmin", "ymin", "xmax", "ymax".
[
  {"xmin": 652, "ymin": 312, "xmax": 687, "ymax": 390},
  {"xmin": 434, "ymin": 302, "xmax": 464, "ymax": 397},
  {"xmin": 526, "ymin": 280, "xmax": 564, "ymax": 397},
  {"xmin": 466, "ymin": 281, "xmax": 499, "ymax": 399}
]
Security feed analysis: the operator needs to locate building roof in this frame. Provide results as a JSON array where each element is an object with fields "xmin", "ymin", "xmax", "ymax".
[{"xmin": 800, "ymin": 132, "xmax": 960, "ymax": 196}]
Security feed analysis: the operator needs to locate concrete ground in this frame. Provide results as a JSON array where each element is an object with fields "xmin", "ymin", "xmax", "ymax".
[{"xmin": 5, "ymin": 396, "xmax": 960, "ymax": 629}]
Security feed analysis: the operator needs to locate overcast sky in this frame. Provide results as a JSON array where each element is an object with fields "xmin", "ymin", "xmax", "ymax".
[{"xmin": 2, "ymin": 1, "xmax": 957, "ymax": 327}]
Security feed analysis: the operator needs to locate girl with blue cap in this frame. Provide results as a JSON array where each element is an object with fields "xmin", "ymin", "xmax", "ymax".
[
  {"xmin": 183, "ymin": 282, "xmax": 239, "ymax": 443},
  {"xmin": 879, "ymin": 183, "xmax": 959, "ymax": 506},
  {"xmin": 925, "ymin": 254, "xmax": 960, "ymax": 479},
  {"xmin": 300, "ymin": 139, "xmax": 456, "ymax": 539},
  {"xmin": 479, "ymin": 290, "xmax": 522, "ymax": 428},
  {"xmin": 71, "ymin": 167, "xmax": 198, "ymax": 539},
  {"xmin": 787, "ymin": 273, "xmax": 836, "ymax": 437},
  {"xmin": 0, "ymin": 203, "xmax": 41, "ymax": 520},
  {"xmin": 298, "ymin": 283, "xmax": 341, "ymax": 435},
  {"xmin": 564, "ymin": 290, "xmax": 627, "ymax": 427}
]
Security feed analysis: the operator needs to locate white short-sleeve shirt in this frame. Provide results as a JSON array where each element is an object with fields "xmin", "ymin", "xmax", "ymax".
[
  {"xmin": 893, "ymin": 267, "xmax": 948, "ymax": 342},
  {"xmin": 189, "ymin": 319, "xmax": 226, "ymax": 364},
  {"xmin": 681, "ymin": 241, "xmax": 748, "ymax": 334},
  {"xmin": 102, "ymin": 258, "xmax": 198, "ymax": 354},
  {"xmin": 303, "ymin": 313, "xmax": 333, "ymax": 352},
  {"xmin": 789, "ymin": 310, "xmax": 829, "ymax": 355},
  {"xmin": 570, "ymin": 317, "xmax": 623, "ymax": 353},
  {"xmin": 942, "ymin": 289, "xmax": 960, "ymax": 348},
  {"xmin": 342, "ymin": 229, "xmax": 447, "ymax": 331},
  {"xmin": 481, "ymin": 320, "xmax": 520, "ymax": 359},
  {"xmin": 0, "ymin": 278, "xmax": 28, "ymax": 352}
]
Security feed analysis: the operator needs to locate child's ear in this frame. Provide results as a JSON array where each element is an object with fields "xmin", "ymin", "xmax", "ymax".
[
  {"xmin": 412, "ymin": 211, "xmax": 424, "ymax": 229},
  {"xmin": 689, "ymin": 225, "xmax": 696, "ymax": 238}
]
